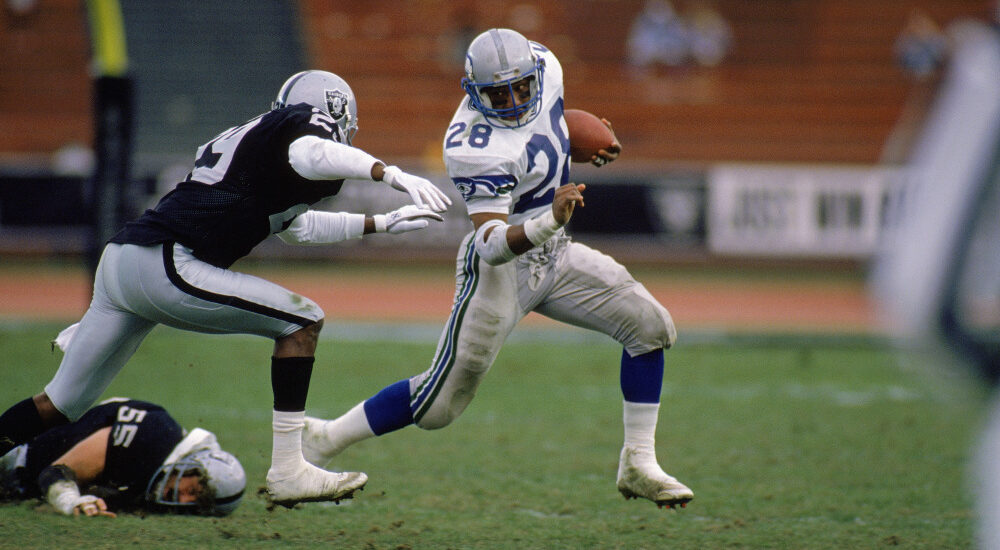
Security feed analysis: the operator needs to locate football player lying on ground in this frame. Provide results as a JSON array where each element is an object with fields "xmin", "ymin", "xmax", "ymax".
[
  {"xmin": 0, "ymin": 70, "xmax": 451, "ymax": 509},
  {"xmin": 0, "ymin": 398, "xmax": 244, "ymax": 517},
  {"xmin": 302, "ymin": 29, "xmax": 694, "ymax": 509}
]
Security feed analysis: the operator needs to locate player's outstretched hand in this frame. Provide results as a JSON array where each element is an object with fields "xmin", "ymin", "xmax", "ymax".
[
  {"xmin": 381, "ymin": 166, "xmax": 452, "ymax": 212},
  {"xmin": 591, "ymin": 118, "xmax": 621, "ymax": 167},
  {"xmin": 552, "ymin": 183, "xmax": 586, "ymax": 226},
  {"xmin": 374, "ymin": 204, "xmax": 444, "ymax": 234},
  {"xmin": 74, "ymin": 497, "xmax": 116, "ymax": 518}
]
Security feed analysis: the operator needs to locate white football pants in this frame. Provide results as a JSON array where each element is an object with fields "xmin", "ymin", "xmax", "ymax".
[
  {"xmin": 409, "ymin": 231, "xmax": 676, "ymax": 429},
  {"xmin": 45, "ymin": 242, "xmax": 323, "ymax": 420}
]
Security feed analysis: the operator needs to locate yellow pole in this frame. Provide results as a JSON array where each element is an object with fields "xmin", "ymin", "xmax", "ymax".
[{"xmin": 85, "ymin": 0, "xmax": 128, "ymax": 77}]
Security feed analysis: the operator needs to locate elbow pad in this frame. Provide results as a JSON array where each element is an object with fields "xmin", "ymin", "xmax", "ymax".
[
  {"xmin": 277, "ymin": 210, "xmax": 365, "ymax": 245},
  {"xmin": 474, "ymin": 220, "xmax": 517, "ymax": 266}
]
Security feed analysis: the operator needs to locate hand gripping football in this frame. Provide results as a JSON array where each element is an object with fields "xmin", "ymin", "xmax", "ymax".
[{"xmin": 565, "ymin": 109, "xmax": 615, "ymax": 163}]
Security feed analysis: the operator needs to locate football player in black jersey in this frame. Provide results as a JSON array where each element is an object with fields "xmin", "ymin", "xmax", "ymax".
[
  {"xmin": 0, "ymin": 70, "xmax": 452, "ymax": 508},
  {"xmin": 0, "ymin": 398, "xmax": 245, "ymax": 517}
]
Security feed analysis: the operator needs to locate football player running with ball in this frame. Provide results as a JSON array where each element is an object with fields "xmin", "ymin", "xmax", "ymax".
[
  {"xmin": 0, "ymin": 70, "xmax": 450, "ymax": 508},
  {"xmin": 303, "ymin": 29, "xmax": 694, "ymax": 509}
]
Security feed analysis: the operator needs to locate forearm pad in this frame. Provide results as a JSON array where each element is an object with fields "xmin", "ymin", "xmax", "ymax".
[
  {"xmin": 276, "ymin": 210, "xmax": 366, "ymax": 245},
  {"xmin": 474, "ymin": 220, "xmax": 517, "ymax": 266}
]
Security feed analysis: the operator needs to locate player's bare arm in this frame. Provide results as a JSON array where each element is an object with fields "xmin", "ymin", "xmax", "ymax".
[
  {"xmin": 44, "ymin": 427, "xmax": 117, "ymax": 518},
  {"xmin": 52, "ymin": 426, "xmax": 111, "ymax": 484}
]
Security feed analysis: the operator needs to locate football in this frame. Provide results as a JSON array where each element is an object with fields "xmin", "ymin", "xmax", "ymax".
[{"xmin": 565, "ymin": 109, "xmax": 615, "ymax": 163}]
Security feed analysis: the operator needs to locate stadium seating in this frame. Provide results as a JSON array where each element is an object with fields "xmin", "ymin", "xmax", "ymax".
[
  {"xmin": 0, "ymin": 0, "xmax": 92, "ymax": 156},
  {"xmin": 298, "ymin": 0, "xmax": 995, "ymax": 164},
  {"xmin": 0, "ymin": 0, "xmax": 995, "ymax": 165}
]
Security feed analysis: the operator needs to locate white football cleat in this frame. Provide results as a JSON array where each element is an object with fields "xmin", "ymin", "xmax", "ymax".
[
  {"xmin": 617, "ymin": 446, "xmax": 693, "ymax": 509},
  {"xmin": 265, "ymin": 461, "xmax": 367, "ymax": 508},
  {"xmin": 301, "ymin": 416, "xmax": 337, "ymax": 467}
]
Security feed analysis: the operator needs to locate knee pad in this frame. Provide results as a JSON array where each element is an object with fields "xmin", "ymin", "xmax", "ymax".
[
  {"xmin": 414, "ymin": 408, "xmax": 457, "ymax": 430},
  {"xmin": 415, "ymin": 389, "xmax": 474, "ymax": 430},
  {"xmin": 623, "ymin": 285, "xmax": 677, "ymax": 355},
  {"xmin": 412, "ymin": 361, "xmax": 487, "ymax": 430}
]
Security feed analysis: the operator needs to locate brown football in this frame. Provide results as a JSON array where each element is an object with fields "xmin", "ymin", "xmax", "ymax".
[{"xmin": 565, "ymin": 109, "xmax": 614, "ymax": 163}]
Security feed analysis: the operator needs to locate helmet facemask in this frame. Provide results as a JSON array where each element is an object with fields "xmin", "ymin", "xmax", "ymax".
[
  {"xmin": 146, "ymin": 449, "xmax": 245, "ymax": 516},
  {"xmin": 463, "ymin": 70, "xmax": 544, "ymax": 128}
]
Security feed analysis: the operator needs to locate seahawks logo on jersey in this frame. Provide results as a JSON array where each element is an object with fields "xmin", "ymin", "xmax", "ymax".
[
  {"xmin": 451, "ymin": 175, "xmax": 517, "ymax": 199},
  {"xmin": 325, "ymin": 90, "xmax": 349, "ymax": 120}
]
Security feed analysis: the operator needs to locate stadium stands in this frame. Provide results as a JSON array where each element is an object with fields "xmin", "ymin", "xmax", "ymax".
[
  {"xmin": 0, "ymin": 0, "xmax": 91, "ymax": 158},
  {"xmin": 0, "ymin": 0, "xmax": 994, "ymax": 166},
  {"xmin": 298, "ymin": 0, "xmax": 995, "ymax": 164}
]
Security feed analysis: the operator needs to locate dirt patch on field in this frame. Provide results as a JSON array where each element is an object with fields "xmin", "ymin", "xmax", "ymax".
[{"xmin": 0, "ymin": 262, "xmax": 876, "ymax": 333}]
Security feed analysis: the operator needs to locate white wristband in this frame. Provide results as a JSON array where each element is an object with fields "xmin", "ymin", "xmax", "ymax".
[
  {"xmin": 381, "ymin": 165, "xmax": 402, "ymax": 185},
  {"xmin": 523, "ymin": 210, "xmax": 562, "ymax": 247},
  {"xmin": 373, "ymin": 214, "xmax": 387, "ymax": 233}
]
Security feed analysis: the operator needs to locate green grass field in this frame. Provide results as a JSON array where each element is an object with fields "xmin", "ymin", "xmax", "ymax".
[{"xmin": 0, "ymin": 321, "xmax": 988, "ymax": 549}]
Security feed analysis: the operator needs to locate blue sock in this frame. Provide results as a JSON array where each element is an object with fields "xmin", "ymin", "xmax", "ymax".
[
  {"xmin": 363, "ymin": 379, "xmax": 414, "ymax": 435},
  {"xmin": 620, "ymin": 348, "xmax": 664, "ymax": 403}
]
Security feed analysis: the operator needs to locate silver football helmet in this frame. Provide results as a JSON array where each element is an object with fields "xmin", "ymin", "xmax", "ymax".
[
  {"xmin": 146, "ymin": 448, "xmax": 246, "ymax": 516},
  {"xmin": 462, "ymin": 28, "xmax": 545, "ymax": 128},
  {"xmin": 272, "ymin": 70, "xmax": 358, "ymax": 144}
]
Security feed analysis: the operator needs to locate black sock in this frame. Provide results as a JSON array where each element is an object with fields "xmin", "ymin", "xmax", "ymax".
[
  {"xmin": 0, "ymin": 397, "xmax": 46, "ymax": 453},
  {"xmin": 271, "ymin": 356, "xmax": 314, "ymax": 412}
]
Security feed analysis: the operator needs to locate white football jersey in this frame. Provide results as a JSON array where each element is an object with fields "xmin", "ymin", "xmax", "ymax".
[{"xmin": 443, "ymin": 43, "xmax": 571, "ymax": 226}]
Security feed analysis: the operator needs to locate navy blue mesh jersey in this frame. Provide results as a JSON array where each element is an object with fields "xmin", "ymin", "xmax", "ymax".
[
  {"xmin": 19, "ymin": 399, "xmax": 184, "ymax": 508},
  {"xmin": 111, "ymin": 104, "xmax": 346, "ymax": 268}
]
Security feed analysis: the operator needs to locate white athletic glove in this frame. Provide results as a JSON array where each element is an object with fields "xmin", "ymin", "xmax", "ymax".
[
  {"xmin": 381, "ymin": 166, "xmax": 452, "ymax": 213},
  {"xmin": 373, "ymin": 204, "xmax": 444, "ymax": 234}
]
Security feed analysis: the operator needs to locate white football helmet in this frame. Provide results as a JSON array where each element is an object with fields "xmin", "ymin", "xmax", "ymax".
[
  {"xmin": 146, "ymin": 448, "xmax": 246, "ymax": 516},
  {"xmin": 273, "ymin": 70, "xmax": 358, "ymax": 144},
  {"xmin": 462, "ymin": 28, "xmax": 545, "ymax": 128}
]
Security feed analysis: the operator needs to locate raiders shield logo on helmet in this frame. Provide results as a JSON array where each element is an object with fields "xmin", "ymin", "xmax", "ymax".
[{"xmin": 325, "ymin": 90, "xmax": 349, "ymax": 120}]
